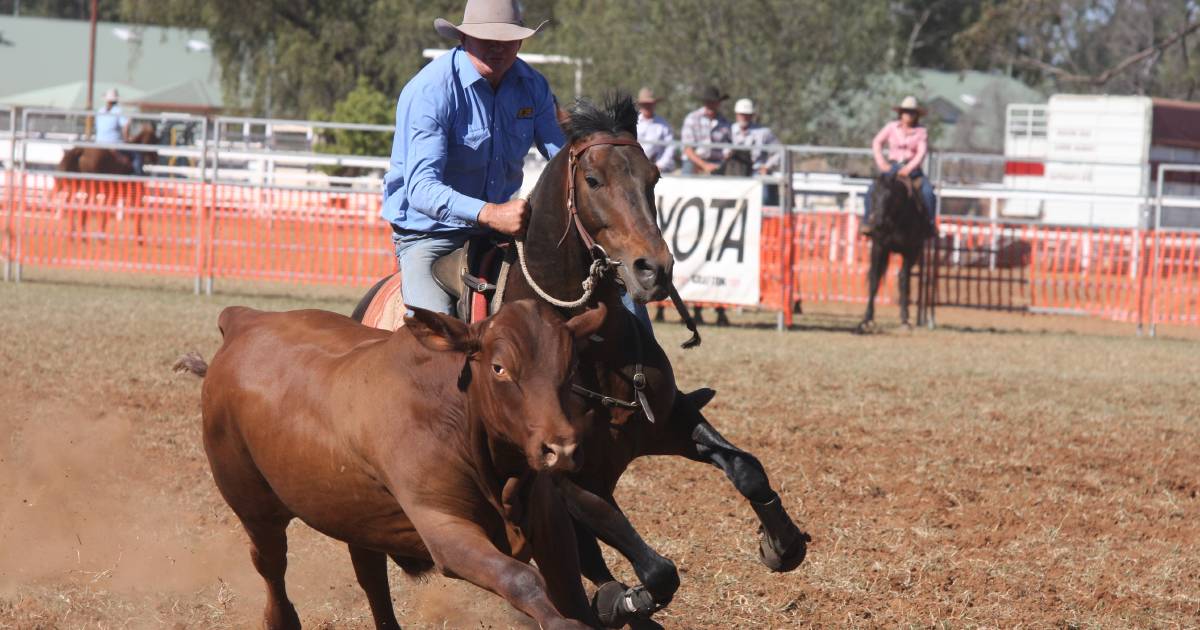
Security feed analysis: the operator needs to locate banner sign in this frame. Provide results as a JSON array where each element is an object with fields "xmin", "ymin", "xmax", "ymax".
[{"xmin": 656, "ymin": 176, "xmax": 762, "ymax": 306}]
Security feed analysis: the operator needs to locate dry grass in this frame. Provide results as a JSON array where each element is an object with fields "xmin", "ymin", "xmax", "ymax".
[{"xmin": 1, "ymin": 276, "xmax": 1197, "ymax": 629}]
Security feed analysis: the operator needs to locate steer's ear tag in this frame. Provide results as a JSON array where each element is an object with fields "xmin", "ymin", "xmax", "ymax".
[
  {"xmin": 517, "ymin": 107, "xmax": 534, "ymax": 119},
  {"xmin": 589, "ymin": 335, "xmax": 605, "ymax": 343}
]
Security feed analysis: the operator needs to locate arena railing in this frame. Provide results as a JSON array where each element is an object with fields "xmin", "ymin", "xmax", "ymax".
[
  {"xmin": 2, "ymin": 105, "xmax": 15, "ymax": 281},
  {"xmin": 4, "ymin": 113, "xmax": 1199, "ymax": 334}
]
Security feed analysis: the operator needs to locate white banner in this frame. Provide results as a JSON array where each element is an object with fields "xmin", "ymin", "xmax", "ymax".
[{"xmin": 656, "ymin": 176, "xmax": 762, "ymax": 306}]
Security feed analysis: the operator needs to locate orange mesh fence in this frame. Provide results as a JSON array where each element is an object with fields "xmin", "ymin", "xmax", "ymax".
[
  {"xmin": 15, "ymin": 172, "xmax": 202, "ymax": 275},
  {"xmin": 205, "ymin": 184, "xmax": 394, "ymax": 285},
  {"xmin": 4, "ymin": 175, "xmax": 1198, "ymax": 329}
]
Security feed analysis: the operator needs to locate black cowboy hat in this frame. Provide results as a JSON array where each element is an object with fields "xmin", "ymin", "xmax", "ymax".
[{"xmin": 696, "ymin": 85, "xmax": 729, "ymax": 103}]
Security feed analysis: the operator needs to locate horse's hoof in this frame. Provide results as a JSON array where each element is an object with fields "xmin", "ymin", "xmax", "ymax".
[
  {"xmin": 759, "ymin": 526, "xmax": 811, "ymax": 573},
  {"xmin": 853, "ymin": 321, "xmax": 874, "ymax": 335},
  {"xmin": 592, "ymin": 581, "xmax": 663, "ymax": 628},
  {"xmin": 900, "ymin": 322, "xmax": 914, "ymax": 332}
]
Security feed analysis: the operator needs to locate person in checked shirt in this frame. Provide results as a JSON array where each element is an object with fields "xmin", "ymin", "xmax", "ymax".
[{"xmin": 680, "ymin": 85, "xmax": 733, "ymax": 175}]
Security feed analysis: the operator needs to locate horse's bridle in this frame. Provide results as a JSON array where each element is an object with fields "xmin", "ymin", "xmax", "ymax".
[{"xmin": 558, "ymin": 134, "xmax": 643, "ymax": 253}]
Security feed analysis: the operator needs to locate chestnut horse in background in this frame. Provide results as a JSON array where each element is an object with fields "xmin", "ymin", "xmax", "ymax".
[{"xmin": 55, "ymin": 123, "xmax": 159, "ymax": 240}]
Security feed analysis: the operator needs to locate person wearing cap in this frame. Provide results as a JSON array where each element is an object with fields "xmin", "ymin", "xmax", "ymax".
[
  {"xmin": 635, "ymin": 88, "xmax": 676, "ymax": 173},
  {"xmin": 862, "ymin": 95, "xmax": 936, "ymax": 236},
  {"xmin": 95, "ymin": 88, "xmax": 143, "ymax": 176},
  {"xmin": 381, "ymin": 0, "xmax": 566, "ymax": 315},
  {"xmin": 728, "ymin": 98, "xmax": 781, "ymax": 176},
  {"xmin": 680, "ymin": 86, "xmax": 733, "ymax": 175}
]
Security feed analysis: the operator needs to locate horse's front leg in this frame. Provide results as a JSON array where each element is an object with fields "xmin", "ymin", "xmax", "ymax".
[
  {"xmin": 856, "ymin": 242, "xmax": 889, "ymax": 334},
  {"xmin": 670, "ymin": 390, "xmax": 809, "ymax": 573},
  {"xmin": 898, "ymin": 251, "xmax": 916, "ymax": 328},
  {"xmin": 558, "ymin": 479, "xmax": 677, "ymax": 627}
]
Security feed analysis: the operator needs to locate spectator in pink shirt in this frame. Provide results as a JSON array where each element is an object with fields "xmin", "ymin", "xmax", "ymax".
[{"xmin": 862, "ymin": 96, "xmax": 936, "ymax": 236}]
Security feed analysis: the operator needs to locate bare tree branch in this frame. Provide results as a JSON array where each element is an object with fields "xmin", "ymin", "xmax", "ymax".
[{"xmin": 1016, "ymin": 18, "xmax": 1200, "ymax": 86}]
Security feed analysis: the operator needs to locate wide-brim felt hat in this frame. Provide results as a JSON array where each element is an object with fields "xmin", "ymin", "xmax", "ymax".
[
  {"xmin": 435, "ymin": 0, "xmax": 547, "ymax": 42},
  {"xmin": 892, "ymin": 95, "xmax": 927, "ymax": 115},
  {"xmin": 697, "ymin": 85, "xmax": 729, "ymax": 103}
]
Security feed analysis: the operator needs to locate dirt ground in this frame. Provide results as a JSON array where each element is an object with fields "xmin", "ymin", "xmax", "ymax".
[{"xmin": 1, "ymin": 276, "xmax": 1197, "ymax": 629}]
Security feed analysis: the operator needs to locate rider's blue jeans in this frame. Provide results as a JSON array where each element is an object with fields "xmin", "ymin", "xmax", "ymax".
[
  {"xmin": 864, "ymin": 162, "xmax": 936, "ymax": 225},
  {"xmin": 393, "ymin": 228, "xmax": 652, "ymax": 329},
  {"xmin": 121, "ymin": 150, "xmax": 145, "ymax": 176}
]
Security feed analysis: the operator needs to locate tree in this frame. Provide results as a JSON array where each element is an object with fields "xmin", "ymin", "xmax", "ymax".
[
  {"xmin": 953, "ymin": 0, "xmax": 1200, "ymax": 98},
  {"xmin": 311, "ymin": 76, "xmax": 394, "ymax": 174},
  {"xmin": 1, "ymin": 0, "xmax": 121, "ymax": 20}
]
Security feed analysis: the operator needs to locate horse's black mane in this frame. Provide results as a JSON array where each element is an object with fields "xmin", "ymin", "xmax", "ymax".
[{"xmin": 562, "ymin": 95, "xmax": 638, "ymax": 143}]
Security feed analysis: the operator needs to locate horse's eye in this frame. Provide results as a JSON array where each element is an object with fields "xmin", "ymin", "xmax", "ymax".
[
  {"xmin": 492, "ymin": 363, "xmax": 507, "ymax": 377},
  {"xmin": 585, "ymin": 176, "xmax": 601, "ymax": 189}
]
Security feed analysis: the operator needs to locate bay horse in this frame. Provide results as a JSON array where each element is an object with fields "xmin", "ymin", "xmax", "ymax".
[
  {"xmin": 55, "ymin": 123, "xmax": 159, "ymax": 239},
  {"xmin": 352, "ymin": 96, "xmax": 808, "ymax": 627},
  {"xmin": 856, "ymin": 171, "xmax": 936, "ymax": 333},
  {"xmin": 179, "ymin": 301, "xmax": 623, "ymax": 629}
]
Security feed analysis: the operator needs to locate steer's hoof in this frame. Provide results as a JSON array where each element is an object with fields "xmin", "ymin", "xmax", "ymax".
[{"xmin": 759, "ymin": 526, "xmax": 811, "ymax": 573}]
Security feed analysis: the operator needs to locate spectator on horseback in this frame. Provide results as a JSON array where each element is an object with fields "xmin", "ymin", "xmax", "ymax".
[
  {"xmin": 680, "ymin": 86, "xmax": 732, "ymax": 175},
  {"xmin": 381, "ymin": 0, "xmax": 565, "ymax": 315},
  {"xmin": 861, "ymin": 96, "xmax": 936, "ymax": 237},
  {"xmin": 728, "ymin": 98, "xmax": 781, "ymax": 176},
  {"xmin": 635, "ymin": 87, "xmax": 676, "ymax": 173},
  {"xmin": 94, "ymin": 88, "xmax": 144, "ymax": 176}
]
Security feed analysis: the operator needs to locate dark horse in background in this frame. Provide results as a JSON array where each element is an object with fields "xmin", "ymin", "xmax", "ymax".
[
  {"xmin": 351, "ymin": 96, "xmax": 808, "ymax": 628},
  {"xmin": 55, "ymin": 123, "xmax": 159, "ymax": 239},
  {"xmin": 856, "ymin": 171, "xmax": 936, "ymax": 333}
]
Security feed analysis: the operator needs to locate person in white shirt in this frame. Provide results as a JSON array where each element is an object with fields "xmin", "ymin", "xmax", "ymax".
[
  {"xmin": 729, "ymin": 98, "xmax": 781, "ymax": 175},
  {"xmin": 635, "ymin": 87, "xmax": 676, "ymax": 173}
]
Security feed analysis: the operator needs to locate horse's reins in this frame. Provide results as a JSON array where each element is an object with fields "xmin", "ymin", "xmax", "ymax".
[{"xmin": 515, "ymin": 134, "xmax": 702, "ymax": 347}]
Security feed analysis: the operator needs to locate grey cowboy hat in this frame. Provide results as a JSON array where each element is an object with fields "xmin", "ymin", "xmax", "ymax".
[
  {"xmin": 435, "ymin": 0, "xmax": 548, "ymax": 42},
  {"xmin": 697, "ymin": 85, "xmax": 729, "ymax": 103}
]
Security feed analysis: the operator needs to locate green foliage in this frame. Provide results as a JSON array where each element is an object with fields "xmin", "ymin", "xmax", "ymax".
[
  {"xmin": 310, "ymin": 77, "xmax": 394, "ymax": 177},
  {"xmin": 113, "ymin": 0, "xmax": 1200, "ymax": 146},
  {"xmin": 2, "ymin": 0, "xmax": 121, "ymax": 20}
]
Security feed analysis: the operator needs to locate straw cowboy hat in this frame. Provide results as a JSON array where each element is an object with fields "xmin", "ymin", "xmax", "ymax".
[
  {"xmin": 734, "ymin": 98, "xmax": 755, "ymax": 115},
  {"xmin": 636, "ymin": 87, "xmax": 661, "ymax": 105},
  {"xmin": 435, "ymin": 0, "xmax": 548, "ymax": 42},
  {"xmin": 892, "ymin": 95, "xmax": 927, "ymax": 115},
  {"xmin": 104, "ymin": 88, "xmax": 120, "ymax": 102}
]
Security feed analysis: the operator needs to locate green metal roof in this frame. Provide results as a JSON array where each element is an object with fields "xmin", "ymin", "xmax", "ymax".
[
  {"xmin": 913, "ymin": 69, "xmax": 1047, "ymax": 152},
  {"xmin": 0, "ymin": 15, "xmax": 222, "ymax": 110}
]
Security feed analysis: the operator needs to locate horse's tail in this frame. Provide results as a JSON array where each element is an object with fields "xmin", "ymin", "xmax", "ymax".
[{"xmin": 172, "ymin": 351, "xmax": 208, "ymax": 378}]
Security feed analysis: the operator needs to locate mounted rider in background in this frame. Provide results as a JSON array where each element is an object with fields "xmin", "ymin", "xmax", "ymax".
[
  {"xmin": 861, "ymin": 95, "xmax": 936, "ymax": 237},
  {"xmin": 95, "ymin": 88, "xmax": 145, "ymax": 176}
]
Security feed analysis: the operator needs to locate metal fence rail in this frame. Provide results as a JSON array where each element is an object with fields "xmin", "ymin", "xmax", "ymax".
[{"xmin": 2, "ymin": 109, "xmax": 1199, "ymax": 335}]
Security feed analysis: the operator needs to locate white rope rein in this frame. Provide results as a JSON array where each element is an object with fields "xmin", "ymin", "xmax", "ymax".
[{"xmin": 514, "ymin": 239, "xmax": 611, "ymax": 309}]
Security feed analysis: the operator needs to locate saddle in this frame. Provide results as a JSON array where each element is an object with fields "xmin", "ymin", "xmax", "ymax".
[{"xmin": 431, "ymin": 236, "xmax": 515, "ymax": 324}]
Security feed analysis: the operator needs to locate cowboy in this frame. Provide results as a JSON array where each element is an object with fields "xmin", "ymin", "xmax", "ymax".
[
  {"xmin": 381, "ymin": 0, "xmax": 565, "ymax": 315},
  {"xmin": 861, "ymin": 95, "xmax": 936, "ymax": 236},
  {"xmin": 728, "ymin": 98, "xmax": 781, "ymax": 177},
  {"xmin": 680, "ymin": 85, "xmax": 732, "ymax": 175},
  {"xmin": 635, "ymin": 87, "xmax": 676, "ymax": 173},
  {"xmin": 95, "ymin": 88, "xmax": 144, "ymax": 176}
]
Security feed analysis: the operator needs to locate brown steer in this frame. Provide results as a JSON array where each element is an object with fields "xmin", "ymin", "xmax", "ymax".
[{"xmin": 184, "ymin": 300, "xmax": 607, "ymax": 629}]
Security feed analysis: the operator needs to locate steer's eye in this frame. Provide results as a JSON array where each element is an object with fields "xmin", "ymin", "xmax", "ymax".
[
  {"xmin": 585, "ymin": 176, "xmax": 601, "ymax": 189},
  {"xmin": 492, "ymin": 363, "xmax": 507, "ymax": 377}
]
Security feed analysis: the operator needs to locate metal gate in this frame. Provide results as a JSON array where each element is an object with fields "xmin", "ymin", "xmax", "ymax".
[{"xmin": 918, "ymin": 220, "xmax": 1032, "ymax": 327}]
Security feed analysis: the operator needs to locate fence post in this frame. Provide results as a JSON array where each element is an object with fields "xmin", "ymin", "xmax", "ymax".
[
  {"xmin": 1148, "ymin": 166, "xmax": 1165, "ymax": 337},
  {"xmin": 194, "ymin": 117, "xmax": 209, "ymax": 295},
  {"xmin": 780, "ymin": 147, "xmax": 795, "ymax": 330},
  {"xmin": 3, "ymin": 107, "xmax": 15, "ymax": 282}
]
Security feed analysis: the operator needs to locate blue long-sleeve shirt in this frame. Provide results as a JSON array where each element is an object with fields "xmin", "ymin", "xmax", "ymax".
[{"xmin": 382, "ymin": 47, "xmax": 566, "ymax": 233}]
